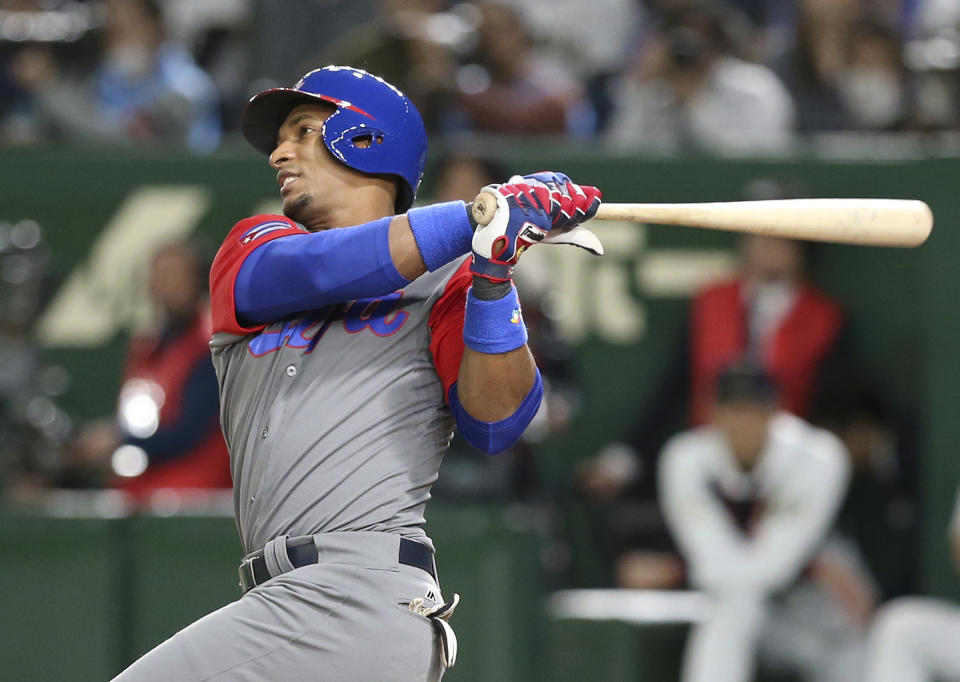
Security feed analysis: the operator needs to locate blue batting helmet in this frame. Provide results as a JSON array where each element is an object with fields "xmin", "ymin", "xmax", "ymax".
[{"xmin": 241, "ymin": 66, "xmax": 428, "ymax": 212}]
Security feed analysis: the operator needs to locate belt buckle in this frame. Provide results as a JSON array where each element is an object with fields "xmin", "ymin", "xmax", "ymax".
[{"xmin": 238, "ymin": 557, "xmax": 257, "ymax": 594}]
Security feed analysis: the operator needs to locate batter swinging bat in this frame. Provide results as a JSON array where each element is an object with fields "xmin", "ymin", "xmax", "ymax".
[{"xmin": 471, "ymin": 193, "xmax": 933, "ymax": 247}]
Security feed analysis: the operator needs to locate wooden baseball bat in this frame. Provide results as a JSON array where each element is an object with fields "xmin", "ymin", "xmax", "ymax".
[{"xmin": 470, "ymin": 193, "xmax": 933, "ymax": 247}]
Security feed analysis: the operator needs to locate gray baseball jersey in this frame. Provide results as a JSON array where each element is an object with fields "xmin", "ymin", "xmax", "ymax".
[
  {"xmin": 113, "ymin": 213, "xmax": 470, "ymax": 681},
  {"xmin": 208, "ymin": 213, "xmax": 472, "ymax": 554}
]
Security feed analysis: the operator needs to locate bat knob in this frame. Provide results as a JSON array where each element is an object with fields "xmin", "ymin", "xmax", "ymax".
[{"xmin": 471, "ymin": 191, "xmax": 499, "ymax": 227}]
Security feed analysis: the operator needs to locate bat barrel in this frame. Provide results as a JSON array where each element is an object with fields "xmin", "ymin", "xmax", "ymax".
[{"xmin": 594, "ymin": 199, "xmax": 932, "ymax": 247}]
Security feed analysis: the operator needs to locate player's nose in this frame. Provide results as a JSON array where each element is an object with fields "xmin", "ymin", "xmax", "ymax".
[{"xmin": 269, "ymin": 140, "xmax": 295, "ymax": 169}]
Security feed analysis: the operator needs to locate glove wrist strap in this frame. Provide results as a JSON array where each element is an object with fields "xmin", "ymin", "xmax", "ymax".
[{"xmin": 470, "ymin": 275, "xmax": 512, "ymax": 301}]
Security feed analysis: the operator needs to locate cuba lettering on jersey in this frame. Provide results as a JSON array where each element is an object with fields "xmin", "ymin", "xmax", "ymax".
[
  {"xmin": 209, "ymin": 214, "xmax": 472, "ymax": 553},
  {"xmin": 246, "ymin": 293, "xmax": 409, "ymax": 357}
]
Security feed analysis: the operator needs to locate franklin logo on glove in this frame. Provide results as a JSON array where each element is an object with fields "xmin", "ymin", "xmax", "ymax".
[{"xmin": 519, "ymin": 222, "xmax": 548, "ymax": 243}]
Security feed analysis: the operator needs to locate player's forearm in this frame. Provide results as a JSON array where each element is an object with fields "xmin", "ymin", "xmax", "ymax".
[
  {"xmin": 455, "ymin": 346, "xmax": 538, "ymax": 421},
  {"xmin": 744, "ymin": 527, "xmax": 829, "ymax": 590},
  {"xmin": 746, "ymin": 460, "xmax": 849, "ymax": 589},
  {"xmin": 388, "ymin": 215, "xmax": 428, "ymax": 280},
  {"xmin": 447, "ymin": 278, "xmax": 543, "ymax": 453},
  {"xmin": 449, "ymin": 358, "xmax": 542, "ymax": 455},
  {"xmin": 236, "ymin": 217, "xmax": 405, "ymax": 323}
]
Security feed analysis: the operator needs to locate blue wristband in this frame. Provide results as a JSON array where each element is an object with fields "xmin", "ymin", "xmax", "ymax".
[
  {"xmin": 407, "ymin": 201, "xmax": 474, "ymax": 271},
  {"xmin": 463, "ymin": 285, "xmax": 527, "ymax": 354}
]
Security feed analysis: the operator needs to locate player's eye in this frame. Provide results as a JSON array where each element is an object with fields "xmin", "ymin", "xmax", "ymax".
[{"xmin": 298, "ymin": 125, "xmax": 315, "ymax": 139}]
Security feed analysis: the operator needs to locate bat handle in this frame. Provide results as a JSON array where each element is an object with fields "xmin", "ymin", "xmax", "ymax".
[{"xmin": 470, "ymin": 191, "xmax": 499, "ymax": 227}]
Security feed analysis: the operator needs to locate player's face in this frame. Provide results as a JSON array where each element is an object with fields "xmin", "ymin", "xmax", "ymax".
[
  {"xmin": 149, "ymin": 246, "xmax": 200, "ymax": 319},
  {"xmin": 434, "ymin": 158, "xmax": 494, "ymax": 203},
  {"xmin": 270, "ymin": 103, "xmax": 386, "ymax": 229},
  {"xmin": 741, "ymin": 235, "xmax": 804, "ymax": 285},
  {"xmin": 714, "ymin": 401, "xmax": 774, "ymax": 469}
]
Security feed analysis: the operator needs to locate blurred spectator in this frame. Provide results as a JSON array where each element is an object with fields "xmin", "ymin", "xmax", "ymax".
[
  {"xmin": 687, "ymin": 233, "xmax": 840, "ymax": 421},
  {"xmin": 912, "ymin": 0, "xmax": 960, "ymax": 34},
  {"xmin": 0, "ymin": 219, "xmax": 72, "ymax": 493},
  {"xmin": 71, "ymin": 241, "xmax": 231, "ymax": 499},
  {"xmin": 771, "ymin": 0, "xmax": 858, "ymax": 132},
  {"xmin": 321, "ymin": 0, "xmax": 462, "ymax": 132},
  {"xmin": 6, "ymin": 0, "xmax": 221, "ymax": 152},
  {"xmin": 864, "ymin": 486, "xmax": 960, "ymax": 682},
  {"xmin": 725, "ymin": 0, "xmax": 797, "ymax": 60},
  {"xmin": 455, "ymin": 2, "xmax": 592, "ymax": 136},
  {"xmin": 0, "ymin": 0, "xmax": 101, "ymax": 145},
  {"xmin": 902, "ymin": 0, "xmax": 960, "ymax": 130},
  {"xmin": 606, "ymin": 1, "xmax": 795, "ymax": 153},
  {"xmin": 164, "ymin": 0, "xmax": 254, "ymax": 133},
  {"xmin": 836, "ymin": 19, "xmax": 916, "ymax": 131},
  {"xmin": 428, "ymin": 153, "xmax": 505, "ymax": 205},
  {"xmin": 653, "ymin": 362, "xmax": 867, "ymax": 682},
  {"xmin": 502, "ymin": 0, "xmax": 642, "ymax": 81},
  {"xmin": 253, "ymin": 0, "xmax": 382, "ymax": 85}
]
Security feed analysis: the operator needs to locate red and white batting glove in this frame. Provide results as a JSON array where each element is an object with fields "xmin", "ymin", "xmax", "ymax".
[
  {"xmin": 470, "ymin": 173, "xmax": 604, "ymax": 283},
  {"xmin": 521, "ymin": 171, "xmax": 603, "ymax": 229},
  {"xmin": 470, "ymin": 181, "xmax": 554, "ymax": 283},
  {"xmin": 515, "ymin": 172, "xmax": 604, "ymax": 255}
]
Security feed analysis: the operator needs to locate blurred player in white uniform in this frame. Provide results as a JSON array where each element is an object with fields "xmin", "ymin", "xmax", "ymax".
[
  {"xmin": 659, "ymin": 363, "xmax": 862, "ymax": 682},
  {"xmin": 865, "ymin": 487, "xmax": 960, "ymax": 682}
]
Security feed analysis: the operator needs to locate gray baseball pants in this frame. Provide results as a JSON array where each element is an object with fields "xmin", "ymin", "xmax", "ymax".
[{"xmin": 112, "ymin": 531, "xmax": 445, "ymax": 681}]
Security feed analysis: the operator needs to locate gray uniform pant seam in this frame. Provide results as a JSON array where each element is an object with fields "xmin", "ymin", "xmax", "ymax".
[{"xmin": 201, "ymin": 592, "xmax": 344, "ymax": 682}]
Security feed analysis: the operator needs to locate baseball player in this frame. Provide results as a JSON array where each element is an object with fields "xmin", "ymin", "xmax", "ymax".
[
  {"xmin": 864, "ymin": 486, "xmax": 960, "ymax": 682},
  {"xmin": 659, "ymin": 363, "xmax": 858, "ymax": 682},
  {"xmin": 112, "ymin": 65, "xmax": 601, "ymax": 681}
]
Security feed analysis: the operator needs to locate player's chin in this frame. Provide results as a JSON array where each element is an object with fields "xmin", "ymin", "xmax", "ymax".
[{"xmin": 282, "ymin": 192, "xmax": 313, "ymax": 223}]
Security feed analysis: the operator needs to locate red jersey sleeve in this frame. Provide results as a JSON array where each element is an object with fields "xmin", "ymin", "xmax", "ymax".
[
  {"xmin": 209, "ymin": 214, "xmax": 305, "ymax": 336},
  {"xmin": 428, "ymin": 258, "xmax": 472, "ymax": 403}
]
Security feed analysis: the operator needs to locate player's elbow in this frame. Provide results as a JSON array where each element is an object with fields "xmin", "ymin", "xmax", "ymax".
[
  {"xmin": 458, "ymin": 425, "xmax": 522, "ymax": 455},
  {"xmin": 449, "ymin": 374, "xmax": 543, "ymax": 455}
]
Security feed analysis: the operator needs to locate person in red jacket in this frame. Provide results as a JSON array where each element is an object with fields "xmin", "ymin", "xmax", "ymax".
[
  {"xmin": 73, "ymin": 240, "xmax": 231, "ymax": 498},
  {"xmin": 581, "ymin": 218, "xmax": 847, "ymax": 591},
  {"xmin": 689, "ymin": 233, "xmax": 843, "ymax": 425}
]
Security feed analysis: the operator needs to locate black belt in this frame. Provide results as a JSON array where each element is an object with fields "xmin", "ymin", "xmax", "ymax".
[{"xmin": 238, "ymin": 536, "xmax": 437, "ymax": 594}]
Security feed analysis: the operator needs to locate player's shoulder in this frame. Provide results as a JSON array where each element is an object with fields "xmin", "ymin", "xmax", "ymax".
[
  {"xmin": 661, "ymin": 425, "xmax": 722, "ymax": 466},
  {"xmin": 714, "ymin": 57, "xmax": 792, "ymax": 103},
  {"xmin": 770, "ymin": 412, "xmax": 849, "ymax": 474},
  {"xmin": 658, "ymin": 426, "xmax": 724, "ymax": 490},
  {"xmin": 226, "ymin": 214, "xmax": 307, "ymax": 243}
]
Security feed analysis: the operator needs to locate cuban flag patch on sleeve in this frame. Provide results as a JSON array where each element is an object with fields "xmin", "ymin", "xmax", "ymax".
[{"xmin": 239, "ymin": 220, "xmax": 295, "ymax": 245}]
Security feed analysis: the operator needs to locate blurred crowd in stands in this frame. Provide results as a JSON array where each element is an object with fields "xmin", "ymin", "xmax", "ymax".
[{"xmin": 3, "ymin": 0, "xmax": 960, "ymax": 153}]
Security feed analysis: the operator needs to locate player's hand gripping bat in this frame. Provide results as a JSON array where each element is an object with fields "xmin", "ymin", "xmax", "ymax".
[{"xmin": 471, "ymin": 193, "xmax": 933, "ymax": 248}]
